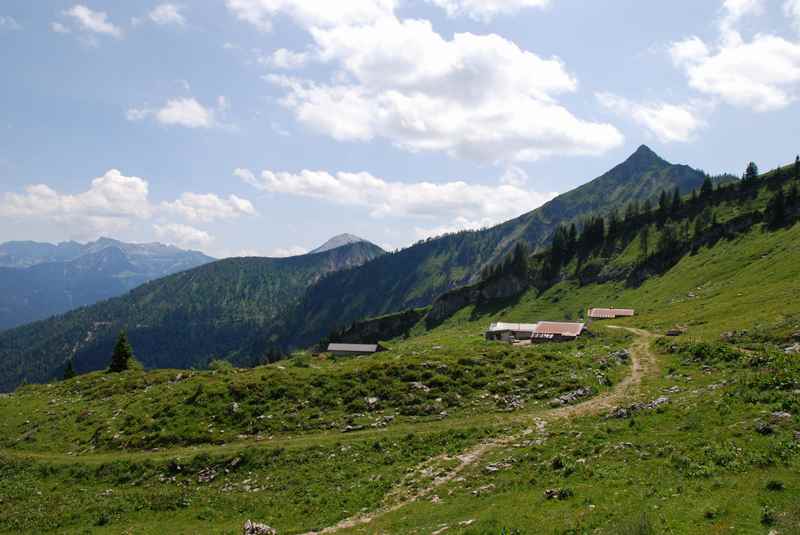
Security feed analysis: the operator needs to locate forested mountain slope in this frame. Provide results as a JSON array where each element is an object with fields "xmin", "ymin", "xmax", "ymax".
[
  {"xmin": 0, "ymin": 238, "xmax": 214, "ymax": 330},
  {"xmin": 0, "ymin": 241, "xmax": 384, "ymax": 391},
  {"xmin": 284, "ymin": 145, "xmax": 710, "ymax": 343}
]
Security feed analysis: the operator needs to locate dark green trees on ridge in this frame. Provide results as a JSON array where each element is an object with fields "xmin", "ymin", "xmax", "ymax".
[{"xmin": 108, "ymin": 331, "xmax": 135, "ymax": 373}]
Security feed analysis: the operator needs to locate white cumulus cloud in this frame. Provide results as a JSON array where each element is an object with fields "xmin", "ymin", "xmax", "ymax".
[
  {"xmin": 427, "ymin": 0, "xmax": 550, "ymax": 21},
  {"xmin": 225, "ymin": 0, "xmax": 397, "ymax": 31},
  {"xmin": 149, "ymin": 4, "xmax": 186, "ymax": 26},
  {"xmin": 267, "ymin": 48, "xmax": 310, "ymax": 69},
  {"xmin": 127, "ymin": 97, "xmax": 217, "ymax": 128},
  {"xmin": 0, "ymin": 16, "xmax": 22, "ymax": 31},
  {"xmin": 786, "ymin": 0, "xmax": 800, "ymax": 33},
  {"xmin": 63, "ymin": 4, "xmax": 123, "ymax": 38},
  {"xmin": 162, "ymin": 193, "xmax": 257, "ymax": 222},
  {"xmin": 669, "ymin": 0, "xmax": 800, "ymax": 112},
  {"xmin": 596, "ymin": 93, "xmax": 707, "ymax": 143},
  {"xmin": 153, "ymin": 223, "xmax": 213, "ymax": 248},
  {"xmin": 230, "ymin": 0, "xmax": 622, "ymax": 163},
  {"xmin": 236, "ymin": 166, "xmax": 557, "ymax": 228}
]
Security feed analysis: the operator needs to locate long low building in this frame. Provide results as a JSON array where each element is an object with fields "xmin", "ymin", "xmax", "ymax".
[
  {"xmin": 588, "ymin": 308, "xmax": 635, "ymax": 319},
  {"xmin": 485, "ymin": 322, "xmax": 538, "ymax": 341},
  {"xmin": 486, "ymin": 321, "xmax": 586, "ymax": 342},
  {"xmin": 327, "ymin": 343, "xmax": 385, "ymax": 356},
  {"xmin": 531, "ymin": 321, "xmax": 586, "ymax": 342}
]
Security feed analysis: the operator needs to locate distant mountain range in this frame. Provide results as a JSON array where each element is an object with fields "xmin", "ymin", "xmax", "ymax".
[
  {"xmin": 0, "ymin": 238, "xmax": 214, "ymax": 331},
  {"xmin": 0, "ymin": 146, "xmax": 720, "ymax": 391}
]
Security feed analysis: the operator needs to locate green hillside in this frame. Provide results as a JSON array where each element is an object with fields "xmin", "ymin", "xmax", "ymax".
[
  {"xmin": 285, "ymin": 146, "xmax": 709, "ymax": 344},
  {"xmin": 0, "ymin": 147, "xmax": 709, "ymax": 392},
  {"xmin": 0, "ymin": 241, "xmax": 384, "ymax": 391},
  {"xmin": 0, "ymin": 158, "xmax": 798, "ymax": 534}
]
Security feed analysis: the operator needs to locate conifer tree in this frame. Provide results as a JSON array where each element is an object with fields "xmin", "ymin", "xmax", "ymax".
[
  {"xmin": 766, "ymin": 187, "xmax": 786, "ymax": 229},
  {"xmin": 795, "ymin": 156, "xmax": 799, "ymax": 181},
  {"xmin": 108, "ymin": 331, "xmax": 135, "ymax": 373},
  {"xmin": 63, "ymin": 359, "xmax": 76, "ymax": 380},
  {"xmin": 700, "ymin": 177, "xmax": 714, "ymax": 200},
  {"xmin": 638, "ymin": 226, "xmax": 650, "ymax": 262},
  {"xmin": 743, "ymin": 162, "xmax": 759, "ymax": 186},
  {"xmin": 670, "ymin": 188, "xmax": 682, "ymax": 215}
]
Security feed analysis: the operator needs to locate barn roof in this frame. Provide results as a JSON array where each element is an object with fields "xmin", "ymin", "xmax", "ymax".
[
  {"xmin": 487, "ymin": 322, "xmax": 538, "ymax": 333},
  {"xmin": 533, "ymin": 321, "xmax": 585, "ymax": 337},
  {"xmin": 327, "ymin": 343, "xmax": 380, "ymax": 353},
  {"xmin": 589, "ymin": 308, "xmax": 635, "ymax": 318}
]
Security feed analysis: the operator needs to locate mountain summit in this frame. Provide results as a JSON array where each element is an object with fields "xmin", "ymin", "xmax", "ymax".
[{"xmin": 310, "ymin": 234, "xmax": 377, "ymax": 254}]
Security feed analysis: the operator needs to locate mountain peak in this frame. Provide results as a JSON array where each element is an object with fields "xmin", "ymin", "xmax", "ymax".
[
  {"xmin": 310, "ymin": 234, "xmax": 371, "ymax": 254},
  {"xmin": 625, "ymin": 144, "xmax": 664, "ymax": 165}
]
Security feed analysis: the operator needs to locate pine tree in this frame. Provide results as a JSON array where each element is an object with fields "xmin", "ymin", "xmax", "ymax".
[
  {"xmin": 108, "ymin": 331, "xmax": 135, "ymax": 373},
  {"xmin": 743, "ymin": 162, "xmax": 759, "ymax": 187},
  {"xmin": 795, "ymin": 156, "xmax": 799, "ymax": 181},
  {"xmin": 670, "ymin": 188, "xmax": 682, "ymax": 215},
  {"xmin": 766, "ymin": 187, "xmax": 786, "ymax": 229},
  {"xmin": 700, "ymin": 177, "xmax": 714, "ymax": 200},
  {"xmin": 638, "ymin": 226, "xmax": 650, "ymax": 262},
  {"xmin": 63, "ymin": 359, "xmax": 76, "ymax": 380}
]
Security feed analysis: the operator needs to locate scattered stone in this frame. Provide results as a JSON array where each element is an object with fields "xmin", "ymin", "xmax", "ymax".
[
  {"xmin": 549, "ymin": 387, "xmax": 594, "ymax": 407},
  {"xmin": 608, "ymin": 397, "xmax": 670, "ymax": 419},
  {"xmin": 365, "ymin": 397, "xmax": 379, "ymax": 409},
  {"xmin": 498, "ymin": 395, "xmax": 524, "ymax": 411},
  {"xmin": 471, "ymin": 484, "xmax": 495, "ymax": 496},
  {"xmin": 459, "ymin": 520, "xmax": 476, "ymax": 527},
  {"xmin": 430, "ymin": 494, "xmax": 441, "ymax": 504},
  {"xmin": 755, "ymin": 421, "xmax": 775, "ymax": 435},
  {"xmin": 342, "ymin": 424, "xmax": 365, "ymax": 433},
  {"xmin": 229, "ymin": 457, "xmax": 242, "ymax": 469},
  {"xmin": 484, "ymin": 462, "xmax": 511, "ymax": 473},
  {"xmin": 610, "ymin": 349, "xmax": 631, "ymax": 363},
  {"xmin": 784, "ymin": 343, "xmax": 800, "ymax": 355},
  {"xmin": 664, "ymin": 386, "xmax": 681, "ymax": 394},
  {"xmin": 230, "ymin": 402, "xmax": 240, "ymax": 414},
  {"xmin": 544, "ymin": 488, "xmax": 574, "ymax": 500},
  {"xmin": 242, "ymin": 520, "xmax": 277, "ymax": 535},
  {"xmin": 431, "ymin": 525, "xmax": 449, "ymax": 535},
  {"xmin": 99, "ymin": 489, "xmax": 113, "ymax": 497},
  {"xmin": 198, "ymin": 467, "xmax": 217, "ymax": 483},
  {"xmin": 411, "ymin": 381, "xmax": 431, "ymax": 393}
]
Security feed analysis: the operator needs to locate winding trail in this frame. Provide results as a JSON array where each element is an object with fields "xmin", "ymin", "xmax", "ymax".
[{"xmin": 300, "ymin": 326, "xmax": 659, "ymax": 535}]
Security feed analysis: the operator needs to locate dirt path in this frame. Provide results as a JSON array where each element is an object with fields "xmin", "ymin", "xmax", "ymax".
[{"xmin": 300, "ymin": 327, "xmax": 659, "ymax": 535}]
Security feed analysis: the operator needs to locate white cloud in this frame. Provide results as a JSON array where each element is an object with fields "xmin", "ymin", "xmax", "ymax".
[
  {"xmin": 0, "ymin": 16, "xmax": 22, "ymax": 31},
  {"xmin": 237, "ymin": 167, "xmax": 557, "ymax": 227},
  {"xmin": 0, "ymin": 170, "xmax": 151, "ymax": 220},
  {"xmin": 269, "ymin": 245, "xmax": 309, "ymax": 257},
  {"xmin": 268, "ymin": 17, "xmax": 621, "ymax": 162},
  {"xmin": 267, "ymin": 48, "xmax": 310, "ymax": 69},
  {"xmin": 50, "ymin": 21, "xmax": 71, "ymax": 34},
  {"xmin": 230, "ymin": 1, "xmax": 621, "ymax": 163},
  {"xmin": 153, "ymin": 223, "xmax": 213, "ymax": 248},
  {"xmin": 427, "ymin": 0, "xmax": 550, "ymax": 22},
  {"xmin": 669, "ymin": 0, "xmax": 800, "ymax": 113},
  {"xmin": 786, "ymin": 0, "xmax": 800, "ymax": 33},
  {"xmin": 149, "ymin": 4, "xmax": 186, "ymax": 26},
  {"xmin": 670, "ymin": 34, "xmax": 800, "ymax": 112},
  {"xmin": 596, "ymin": 93, "xmax": 707, "ymax": 143},
  {"xmin": 162, "ymin": 193, "xmax": 256, "ymax": 222},
  {"xmin": 63, "ymin": 5, "xmax": 123, "ymax": 38},
  {"xmin": 1, "ymin": 170, "xmax": 254, "ymax": 248},
  {"xmin": 225, "ymin": 0, "xmax": 397, "ymax": 31},
  {"xmin": 127, "ymin": 98, "xmax": 216, "ymax": 128}
]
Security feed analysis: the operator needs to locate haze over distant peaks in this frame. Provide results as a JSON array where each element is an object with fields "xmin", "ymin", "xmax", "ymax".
[{"xmin": 310, "ymin": 234, "xmax": 378, "ymax": 254}]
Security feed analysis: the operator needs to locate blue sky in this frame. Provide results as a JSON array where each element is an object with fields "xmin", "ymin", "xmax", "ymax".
[{"xmin": 1, "ymin": 0, "xmax": 798, "ymax": 257}]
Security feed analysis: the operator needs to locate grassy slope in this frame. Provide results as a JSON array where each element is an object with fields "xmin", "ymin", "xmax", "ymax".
[
  {"xmin": 0, "ymin": 241, "xmax": 385, "ymax": 391},
  {"xmin": 1, "ymin": 212, "xmax": 800, "ymax": 533}
]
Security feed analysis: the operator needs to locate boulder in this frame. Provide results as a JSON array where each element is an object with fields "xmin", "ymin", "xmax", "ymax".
[{"xmin": 243, "ymin": 520, "xmax": 277, "ymax": 535}]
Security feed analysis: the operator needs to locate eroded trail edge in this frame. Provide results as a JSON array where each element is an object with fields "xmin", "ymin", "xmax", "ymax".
[{"xmin": 302, "ymin": 326, "xmax": 658, "ymax": 535}]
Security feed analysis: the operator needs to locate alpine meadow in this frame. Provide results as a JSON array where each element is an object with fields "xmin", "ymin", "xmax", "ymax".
[{"xmin": 1, "ymin": 2, "xmax": 800, "ymax": 535}]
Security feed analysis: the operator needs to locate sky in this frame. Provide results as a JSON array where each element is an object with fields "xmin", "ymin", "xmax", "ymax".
[{"xmin": 0, "ymin": 0, "xmax": 798, "ymax": 258}]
